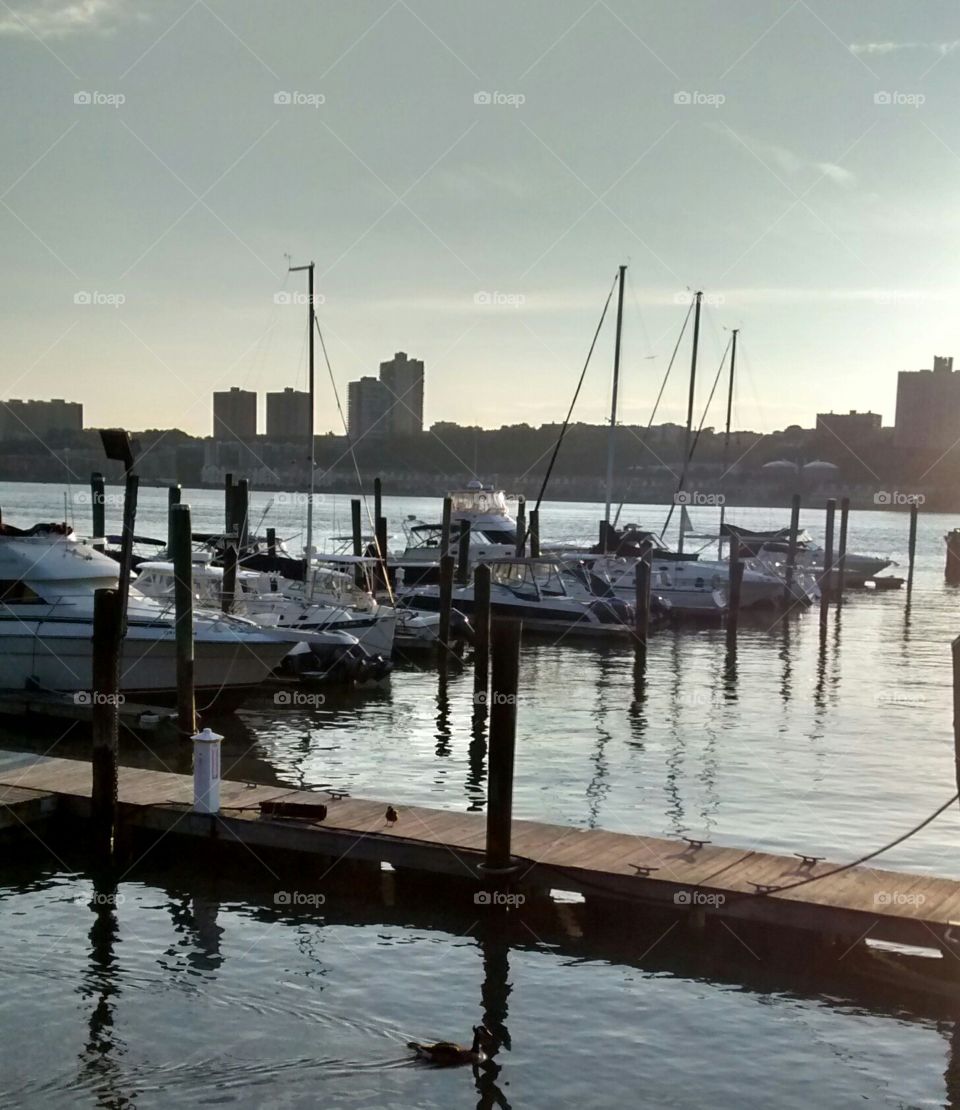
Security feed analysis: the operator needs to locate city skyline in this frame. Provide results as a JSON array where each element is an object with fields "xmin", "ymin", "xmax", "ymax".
[{"xmin": 3, "ymin": 3, "xmax": 960, "ymax": 438}]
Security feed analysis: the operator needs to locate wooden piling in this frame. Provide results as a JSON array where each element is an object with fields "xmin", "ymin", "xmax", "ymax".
[
  {"xmin": 224, "ymin": 473, "xmax": 234, "ymax": 535},
  {"xmin": 91, "ymin": 472, "xmax": 106, "ymax": 551},
  {"xmin": 351, "ymin": 499, "xmax": 362, "ymax": 558},
  {"xmin": 116, "ymin": 473, "xmax": 139, "ymax": 626},
  {"xmin": 222, "ymin": 539, "xmax": 237, "ymax": 614},
  {"xmin": 483, "ymin": 617, "xmax": 522, "ymax": 875},
  {"xmin": 167, "ymin": 484, "xmax": 181, "ymax": 553},
  {"xmin": 266, "ymin": 527, "xmax": 277, "ymax": 558},
  {"xmin": 836, "ymin": 496, "xmax": 850, "ymax": 602},
  {"xmin": 236, "ymin": 478, "xmax": 249, "ymax": 552},
  {"xmin": 375, "ymin": 515, "xmax": 389, "ymax": 594},
  {"xmin": 907, "ymin": 501, "xmax": 919, "ymax": 592},
  {"xmin": 374, "ymin": 477, "xmax": 383, "ymax": 534},
  {"xmin": 529, "ymin": 509, "xmax": 540, "ymax": 559},
  {"xmin": 727, "ymin": 534, "xmax": 743, "ymax": 642},
  {"xmin": 515, "ymin": 498, "xmax": 526, "ymax": 557},
  {"xmin": 91, "ymin": 588, "xmax": 121, "ymax": 858},
  {"xmin": 170, "ymin": 503, "xmax": 196, "ymax": 739},
  {"xmin": 634, "ymin": 540, "xmax": 652, "ymax": 649},
  {"xmin": 457, "ymin": 521, "xmax": 471, "ymax": 585},
  {"xmin": 819, "ymin": 498, "xmax": 836, "ymax": 629},
  {"xmin": 437, "ymin": 553, "xmax": 455, "ymax": 662},
  {"xmin": 946, "ymin": 530, "xmax": 960, "ymax": 585},
  {"xmin": 474, "ymin": 563, "xmax": 491, "ymax": 698},
  {"xmin": 783, "ymin": 494, "xmax": 801, "ymax": 606},
  {"xmin": 440, "ymin": 496, "xmax": 453, "ymax": 559}
]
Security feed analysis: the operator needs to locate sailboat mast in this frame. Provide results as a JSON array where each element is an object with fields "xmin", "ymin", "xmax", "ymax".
[
  {"xmin": 718, "ymin": 327, "xmax": 737, "ymax": 559},
  {"xmin": 676, "ymin": 289, "xmax": 702, "ymax": 556},
  {"xmin": 289, "ymin": 260, "xmax": 316, "ymax": 575},
  {"xmin": 603, "ymin": 263, "xmax": 627, "ymax": 529}
]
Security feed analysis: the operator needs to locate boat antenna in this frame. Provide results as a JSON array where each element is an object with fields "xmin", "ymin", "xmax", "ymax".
[
  {"xmin": 603, "ymin": 264, "xmax": 627, "ymax": 528},
  {"xmin": 717, "ymin": 327, "xmax": 738, "ymax": 560},
  {"xmin": 524, "ymin": 271, "xmax": 619, "ymax": 539},
  {"xmin": 288, "ymin": 259, "xmax": 316, "ymax": 581}
]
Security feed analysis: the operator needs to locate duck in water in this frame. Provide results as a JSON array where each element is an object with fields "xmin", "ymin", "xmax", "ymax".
[{"xmin": 407, "ymin": 1024, "xmax": 496, "ymax": 1066}]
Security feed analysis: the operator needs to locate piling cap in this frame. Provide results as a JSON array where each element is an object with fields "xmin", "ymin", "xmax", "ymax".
[{"xmin": 191, "ymin": 727, "xmax": 224, "ymax": 743}]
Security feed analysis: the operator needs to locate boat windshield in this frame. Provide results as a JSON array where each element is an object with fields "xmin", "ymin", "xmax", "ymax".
[{"xmin": 449, "ymin": 488, "xmax": 509, "ymax": 516}]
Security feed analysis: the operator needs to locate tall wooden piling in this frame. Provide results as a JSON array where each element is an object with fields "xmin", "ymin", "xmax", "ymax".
[
  {"xmin": 437, "ymin": 554, "xmax": 455, "ymax": 663},
  {"xmin": 952, "ymin": 637, "xmax": 960, "ymax": 811},
  {"xmin": 474, "ymin": 563, "xmax": 491, "ymax": 698},
  {"xmin": 374, "ymin": 477, "xmax": 383, "ymax": 534},
  {"xmin": 222, "ymin": 540, "xmax": 237, "ymax": 614},
  {"xmin": 375, "ymin": 515, "xmax": 389, "ymax": 590},
  {"xmin": 946, "ymin": 530, "xmax": 960, "ymax": 585},
  {"xmin": 783, "ymin": 494, "xmax": 801, "ymax": 606},
  {"xmin": 91, "ymin": 472, "xmax": 106, "ymax": 551},
  {"xmin": 167, "ymin": 484, "xmax": 181, "ymax": 552},
  {"xmin": 907, "ymin": 501, "xmax": 919, "ymax": 592},
  {"xmin": 224, "ymin": 473, "xmax": 234, "ymax": 535},
  {"xmin": 515, "ymin": 498, "xmax": 526, "ymax": 557},
  {"xmin": 236, "ymin": 478, "xmax": 249, "ymax": 551},
  {"xmin": 170, "ymin": 503, "xmax": 196, "ymax": 739},
  {"xmin": 116, "ymin": 473, "xmax": 139, "ymax": 625},
  {"xmin": 351, "ymin": 499, "xmax": 362, "ymax": 557},
  {"xmin": 727, "ymin": 534, "xmax": 743, "ymax": 643},
  {"xmin": 91, "ymin": 588, "xmax": 121, "ymax": 858},
  {"xmin": 440, "ymin": 496, "xmax": 453, "ymax": 559},
  {"xmin": 483, "ymin": 617, "xmax": 522, "ymax": 875},
  {"xmin": 457, "ymin": 521, "xmax": 471, "ymax": 585},
  {"xmin": 819, "ymin": 499, "xmax": 836, "ymax": 630},
  {"xmin": 836, "ymin": 497, "xmax": 850, "ymax": 602},
  {"xmin": 266, "ymin": 527, "xmax": 276, "ymax": 558},
  {"xmin": 529, "ymin": 509, "xmax": 540, "ymax": 558},
  {"xmin": 634, "ymin": 540, "xmax": 652, "ymax": 649}
]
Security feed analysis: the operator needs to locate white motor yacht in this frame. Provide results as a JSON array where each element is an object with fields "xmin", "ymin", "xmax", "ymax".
[{"xmin": 0, "ymin": 524, "xmax": 288, "ymax": 710}]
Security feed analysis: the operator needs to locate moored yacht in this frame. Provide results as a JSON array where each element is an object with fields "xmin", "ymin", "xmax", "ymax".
[{"xmin": 0, "ymin": 523, "xmax": 288, "ymax": 710}]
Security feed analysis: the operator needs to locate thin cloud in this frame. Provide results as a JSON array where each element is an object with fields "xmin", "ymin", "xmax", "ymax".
[
  {"xmin": 710, "ymin": 125, "xmax": 857, "ymax": 188},
  {"xmin": 0, "ymin": 0, "xmax": 133, "ymax": 38},
  {"xmin": 850, "ymin": 40, "xmax": 960, "ymax": 56}
]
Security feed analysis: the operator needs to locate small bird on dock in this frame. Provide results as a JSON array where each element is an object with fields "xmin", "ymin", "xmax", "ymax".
[
  {"xmin": 407, "ymin": 1025, "xmax": 495, "ymax": 1066},
  {"xmin": 385, "ymin": 805, "xmax": 398, "ymax": 825}
]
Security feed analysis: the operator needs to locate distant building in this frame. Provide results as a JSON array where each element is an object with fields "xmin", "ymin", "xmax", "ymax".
[
  {"xmin": 815, "ymin": 410, "xmax": 882, "ymax": 440},
  {"xmin": 266, "ymin": 387, "xmax": 310, "ymax": 440},
  {"xmin": 379, "ymin": 351, "xmax": 424, "ymax": 436},
  {"xmin": 0, "ymin": 398, "xmax": 82, "ymax": 441},
  {"xmin": 347, "ymin": 377, "xmax": 390, "ymax": 440},
  {"xmin": 894, "ymin": 355, "xmax": 960, "ymax": 449},
  {"xmin": 213, "ymin": 387, "xmax": 256, "ymax": 442}
]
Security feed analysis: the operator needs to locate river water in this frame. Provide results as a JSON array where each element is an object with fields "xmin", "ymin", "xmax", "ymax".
[{"xmin": 0, "ymin": 481, "xmax": 958, "ymax": 1108}]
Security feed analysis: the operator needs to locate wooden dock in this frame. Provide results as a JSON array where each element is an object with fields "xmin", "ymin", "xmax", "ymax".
[{"xmin": 1, "ymin": 748, "xmax": 959, "ymax": 954}]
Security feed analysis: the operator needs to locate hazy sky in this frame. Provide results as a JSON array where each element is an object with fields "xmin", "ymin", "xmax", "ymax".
[{"xmin": 2, "ymin": 0, "xmax": 959, "ymax": 436}]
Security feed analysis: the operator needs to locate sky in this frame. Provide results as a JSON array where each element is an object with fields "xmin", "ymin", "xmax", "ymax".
[{"xmin": 2, "ymin": 0, "xmax": 959, "ymax": 436}]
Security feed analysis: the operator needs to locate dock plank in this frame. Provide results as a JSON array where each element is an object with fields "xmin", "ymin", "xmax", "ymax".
[{"xmin": 2, "ymin": 749, "xmax": 960, "ymax": 949}]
